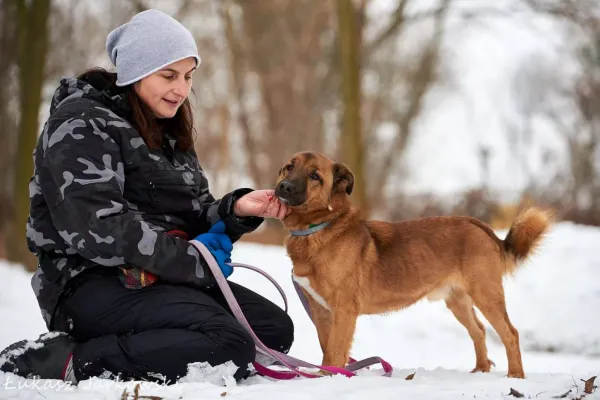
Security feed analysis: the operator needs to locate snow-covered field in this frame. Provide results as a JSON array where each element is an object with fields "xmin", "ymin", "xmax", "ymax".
[{"xmin": 1, "ymin": 221, "xmax": 599, "ymax": 399}]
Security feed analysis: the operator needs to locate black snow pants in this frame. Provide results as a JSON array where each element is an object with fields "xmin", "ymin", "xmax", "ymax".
[{"xmin": 55, "ymin": 267, "xmax": 294, "ymax": 383}]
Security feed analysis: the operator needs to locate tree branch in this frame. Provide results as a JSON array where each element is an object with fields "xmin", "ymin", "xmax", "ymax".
[
  {"xmin": 220, "ymin": 3, "xmax": 263, "ymax": 188},
  {"xmin": 372, "ymin": 0, "xmax": 452, "ymax": 204},
  {"xmin": 363, "ymin": 0, "xmax": 409, "ymax": 57}
]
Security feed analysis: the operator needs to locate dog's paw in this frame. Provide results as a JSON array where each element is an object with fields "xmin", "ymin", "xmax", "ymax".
[
  {"xmin": 470, "ymin": 359, "xmax": 495, "ymax": 373},
  {"xmin": 507, "ymin": 370, "xmax": 525, "ymax": 379},
  {"xmin": 317, "ymin": 369, "xmax": 334, "ymax": 376}
]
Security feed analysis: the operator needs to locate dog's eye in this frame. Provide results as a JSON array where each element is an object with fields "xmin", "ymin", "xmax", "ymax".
[
  {"xmin": 309, "ymin": 172, "xmax": 320, "ymax": 181},
  {"xmin": 285, "ymin": 164, "xmax": 293, "ymax": 172}
]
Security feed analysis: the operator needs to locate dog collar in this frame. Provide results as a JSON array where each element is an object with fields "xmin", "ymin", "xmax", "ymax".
[{"xmin": 289, "ymin": 220, "xmax": 332, "ymax": 236}]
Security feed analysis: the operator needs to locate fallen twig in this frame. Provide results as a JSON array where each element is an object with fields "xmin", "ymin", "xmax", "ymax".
[{"xmin": 509, "ymin": 388, "xmax": 525, "ymax": 398}]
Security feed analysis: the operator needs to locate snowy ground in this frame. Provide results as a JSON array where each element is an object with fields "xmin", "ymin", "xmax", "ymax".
[{"xmin": 0, "ymin": 221, "xmax": 599, "ymax": 399}]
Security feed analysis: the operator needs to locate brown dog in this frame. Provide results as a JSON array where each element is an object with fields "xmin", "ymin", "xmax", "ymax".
[{"xmin": 274, "ymin": 151, "xmax": 553, "ymax": 379}]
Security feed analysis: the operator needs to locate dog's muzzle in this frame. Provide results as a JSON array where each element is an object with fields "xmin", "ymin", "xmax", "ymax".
[{"xmin": 275, "ymin": 180, "xmax": 305, "ymax": 206}]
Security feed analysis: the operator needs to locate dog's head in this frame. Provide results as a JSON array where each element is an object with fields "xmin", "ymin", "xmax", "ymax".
[{"xmin": 274, "ymin": 152, "xmax": 354, "ymax": 211}]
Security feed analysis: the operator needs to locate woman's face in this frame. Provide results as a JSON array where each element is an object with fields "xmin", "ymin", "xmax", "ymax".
[{"xmin": 134, "ymin": 57, "xmax": 196, "ymax": 119}]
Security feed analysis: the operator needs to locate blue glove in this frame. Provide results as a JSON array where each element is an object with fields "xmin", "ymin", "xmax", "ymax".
[
  {"xmin": 210, "ymin": 248, "xmax": 233, "ymax": 278},
  {"xmin": 193, "ymin": 221, "xmax": 233, "ymax": 278}
]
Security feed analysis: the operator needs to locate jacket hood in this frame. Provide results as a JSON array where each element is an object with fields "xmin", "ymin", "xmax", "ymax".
[{"xmin": 49, "ymin": 75, "xmax": 131, "ymax": 118}]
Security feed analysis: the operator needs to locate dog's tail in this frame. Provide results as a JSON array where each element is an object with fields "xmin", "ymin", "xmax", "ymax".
[{"xmin": 503, "ymin": 207, "xmax": 554, "ymax": 274}]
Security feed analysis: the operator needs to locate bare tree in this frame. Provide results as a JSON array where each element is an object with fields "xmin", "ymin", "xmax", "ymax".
[
  {"xmin": 0, "ymin": 0, "xmax": 19, "ymax": 259},
  {"xmin": 570, "ymin": 36, "xmax": 600, "ymax": 218},
  {"xmin": 364, "ymin": 0, "xmax": 453, "ymax": 213},
  {"xmin": 337, "ymin": 0, "xmax": 367, "ymax": 209},
  {"xmin": 223, "ymin": 0, "xmax": 455, "ymax": 219},
  {"xmin": 7, "ymin": 0, "xmax": 52, "ymax": 270},
  {"xmin": 520, "ymin": 0, "xmax": 600, "ymax": 224},
  {"xmin": 44, "ymin": 1, "xmax": 107, "ymax": 82},
  {"xmin": 504, "ymin": 53, "xmax": 558, "ymax": 195},
  {"xmin": 233, "ymin": 0, "xmax": 335, "ymax": 187}
]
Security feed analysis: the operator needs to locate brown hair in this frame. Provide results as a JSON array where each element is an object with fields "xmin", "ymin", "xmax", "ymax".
[{"xmin": 77, "ymin": 67, "xmax": 196, "ymax": 151}]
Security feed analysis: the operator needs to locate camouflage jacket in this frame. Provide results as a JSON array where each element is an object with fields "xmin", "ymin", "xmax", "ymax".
[{"xmin": 27, "ymin": 75, "xmax": 263, "ymax": 330}]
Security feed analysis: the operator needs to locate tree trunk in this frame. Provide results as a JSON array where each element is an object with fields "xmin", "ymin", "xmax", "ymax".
[
  {"xmin": 0, "ymin": 0, "xmax": 19, "ymax": 259},
  {"xmin": 337, "ymin": 0, "xmax": 367, "ymax": 212},
  {"xmin": 7, "ymin": 0, "xmax": 52, "ymax": 270}
]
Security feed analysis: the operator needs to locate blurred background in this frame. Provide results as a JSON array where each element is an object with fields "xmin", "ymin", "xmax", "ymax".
[{"xmin": 0, "ymin": 0, "xmax": 599, "ymax": 271}]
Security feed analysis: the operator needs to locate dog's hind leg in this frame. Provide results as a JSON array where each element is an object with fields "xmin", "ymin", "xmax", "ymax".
[
  {"xmin": 445, "ymin": 288, "xmax": 494, "ymax": 373},
  {"xmin": 469, "ymin": 281, "xmax": 524, "ymax": 378}
]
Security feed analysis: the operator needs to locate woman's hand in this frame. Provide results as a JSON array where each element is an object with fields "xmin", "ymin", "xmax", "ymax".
[{"xmin": 233, "ymin": 189, "xmax": 290, "ymax": 219}]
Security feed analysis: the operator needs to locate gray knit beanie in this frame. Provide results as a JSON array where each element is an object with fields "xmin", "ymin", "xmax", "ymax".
[{"xmin": 106, "ymin": 9, "xmax": 200, "ymax": 86}]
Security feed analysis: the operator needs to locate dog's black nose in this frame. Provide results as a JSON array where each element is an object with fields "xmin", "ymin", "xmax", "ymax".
[{"xmin": 278, "ymin": 181, "xmax": 295, "ymax": 194}]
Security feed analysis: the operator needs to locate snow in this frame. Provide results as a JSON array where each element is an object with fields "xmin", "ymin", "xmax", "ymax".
[{"xmin": 1, "ymin": 221, "xmax": 599, "ymax": 399}]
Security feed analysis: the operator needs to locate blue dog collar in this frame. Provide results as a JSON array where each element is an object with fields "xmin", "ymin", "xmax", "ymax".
[{"xmin": 289, "ymin": 220, "xmax": 333, "ymax": 236}]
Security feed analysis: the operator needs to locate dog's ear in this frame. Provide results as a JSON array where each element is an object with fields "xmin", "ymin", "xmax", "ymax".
[{"xmin": 332, "ymin": 162, "xmax": 354, "ymax": 195}]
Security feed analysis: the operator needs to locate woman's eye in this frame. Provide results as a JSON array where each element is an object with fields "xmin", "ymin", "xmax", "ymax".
[
  {"xmin": 309, "ymin": 172, "xmax": 320, "ymax": 181},
  {"xmin": 185, "ymin": 76, "xmax": 192, "ymax": 81},
  {"xmin": 163, "ymin": 75, "xmax": 175, "ymax": 80}
]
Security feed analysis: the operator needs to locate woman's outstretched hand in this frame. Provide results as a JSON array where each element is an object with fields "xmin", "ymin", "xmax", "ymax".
[{"xmin": 233, "ymin": 189, "xmax": 291, "ymax": 220}]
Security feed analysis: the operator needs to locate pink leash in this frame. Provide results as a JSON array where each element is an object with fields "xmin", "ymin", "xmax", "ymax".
[{"xmin": 190, "ymin": 241, "xmax": 393, "ymax": 379}]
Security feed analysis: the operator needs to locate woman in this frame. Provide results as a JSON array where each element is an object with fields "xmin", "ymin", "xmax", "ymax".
[{"xmin": 0, "ymin": 9, "xmax": 293, "ymax": 384}]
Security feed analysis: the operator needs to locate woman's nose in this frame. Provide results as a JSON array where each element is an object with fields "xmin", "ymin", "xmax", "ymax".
[{"xmin": 172, "ymin": 78, "xmax": 190, "ymax": 97}]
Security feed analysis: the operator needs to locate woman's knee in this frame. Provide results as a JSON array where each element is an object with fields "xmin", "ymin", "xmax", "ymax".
[
  {"xmin": 214, "ymin": 323, "xmax": 256, "ymax": 366},
  {"xmin": 279, "ymin": 313, "xmax": 295, "ymax": 353},
  {"xmin": 266, "ymin": 311, "xmax": 295, "ymax": 353}
]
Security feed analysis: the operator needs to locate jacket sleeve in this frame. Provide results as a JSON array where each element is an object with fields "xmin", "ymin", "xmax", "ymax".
[
  {"xmin": 39, "ymin": 111, "xmax": 213, "ymax": 286},
  {"xmin": 185, "ymin": 184, "xmax": 264, "ymax": 242},
  {"xmin": 182, "ymin": 148, "xmax": 264, "ymax": 241}
]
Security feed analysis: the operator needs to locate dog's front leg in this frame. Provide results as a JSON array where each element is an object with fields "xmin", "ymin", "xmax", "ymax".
[
  {"xmin": 322, "ymin": 302, "xmax": 358, "ymax": 369},
  {"xmin": 304, "ymin": 292, "xmax": 332, "ymax": 356}
]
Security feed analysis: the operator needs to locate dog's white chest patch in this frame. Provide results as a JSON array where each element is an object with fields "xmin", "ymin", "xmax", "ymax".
[
  {"xmin": 427, "ymin": 285, "xmax": 453, "ymax": 302},
  {"xmin": 292, "ymin": 274, "xmax": 331, "ymax": 312}
]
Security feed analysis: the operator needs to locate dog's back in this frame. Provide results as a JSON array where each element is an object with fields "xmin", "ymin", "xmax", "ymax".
[
  {"xmin": 357, "ymin": 208, "xmax": 552, "ymax": 314},
  {"xmin": 366, "ymin": 208, "xmax": 552, "ymax": 280}
]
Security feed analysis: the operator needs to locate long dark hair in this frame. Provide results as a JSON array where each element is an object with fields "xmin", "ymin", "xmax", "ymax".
[{"xmin": 77, "ymin": 67, "xmax": 196, "ymax": 151}]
